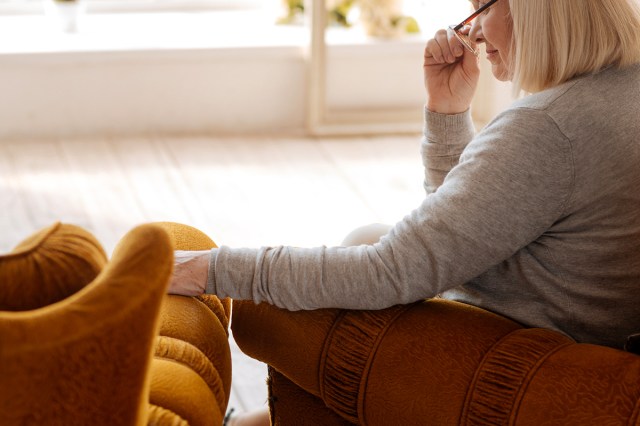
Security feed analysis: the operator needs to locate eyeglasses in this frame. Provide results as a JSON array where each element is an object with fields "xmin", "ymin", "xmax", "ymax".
[{"xmin": 448, "ymin": 0, "xmax": 500, "ymax": 56}]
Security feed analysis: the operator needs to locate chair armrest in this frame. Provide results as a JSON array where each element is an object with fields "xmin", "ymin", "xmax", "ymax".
[
  {"xmin": 233, "ymin": 299, "xmax": 640, "ymax": 425},
  {"xmin": 147, "ymin": 222, "xmax": 232, "ymax": 426},
  {"xmin": 232, "ymin": 299, "xmax": 522, "ymax": 424},
  {"xmin": 152, "ymin": 221, "xmax": 231, "ymax": 320},
  {"xmin": 150, "ymin": 295, "xmax": 232, "ymax": 423},
  {"xmin": 232, "ymin": 301, "xmax": 344, "ymax": 396},
  {"xmin": 0, "ymin": 224, "xmax": 173, "ymax": 426}
]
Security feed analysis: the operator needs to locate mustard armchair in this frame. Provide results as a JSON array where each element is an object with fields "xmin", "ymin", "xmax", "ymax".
[
  {"xmin": 151, "ymin": 221, "xmax": 233, "ymax": 425},
  {"xmin": 0, "ymin": 222, "xmax": 231, "ymax": 426},
  {"xmin": 232, "ymin": 299, "xmax": 640, "ymax": 425}
]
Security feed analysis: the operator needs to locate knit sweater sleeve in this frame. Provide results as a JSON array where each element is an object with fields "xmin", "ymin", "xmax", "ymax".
[
  {"xmin": 421, "ymin": 108, "xmax": 476, "ymax": 194},
  {"xmin": 207, "ymin": 107, "xmax": 574, "ymax": 311}
]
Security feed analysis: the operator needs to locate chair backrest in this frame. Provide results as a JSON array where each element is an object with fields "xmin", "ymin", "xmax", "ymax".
[
  {"xmin": 0, "ymin": 224, "xmax": 173, "ymax": 426},
  {"xmin": 0, "ymin": 222, "xmax": 107, "ymax": 311}
]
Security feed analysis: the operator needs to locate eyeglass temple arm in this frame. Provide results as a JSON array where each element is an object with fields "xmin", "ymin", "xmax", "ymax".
[{"xmin": 453, "ymin": 0, "xmax": 498, "ymax": 31}]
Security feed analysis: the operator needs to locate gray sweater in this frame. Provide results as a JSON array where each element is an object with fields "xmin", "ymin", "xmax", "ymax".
[{"xmin": 208, "ymin": 64, "xmax": 640, "ymax": 349}]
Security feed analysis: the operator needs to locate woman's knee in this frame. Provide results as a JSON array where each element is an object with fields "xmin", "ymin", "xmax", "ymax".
[{"xmin": 341, "ymin": 223, "xmax": 392, "ymax": 246}]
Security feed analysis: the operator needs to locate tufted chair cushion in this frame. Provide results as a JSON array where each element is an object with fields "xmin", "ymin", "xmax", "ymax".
[
  {"xmin": 0, "ymin": 222, "xmax": 232, "ymax": 426},
  {"xmin": 0, "ymin": 224, "xmax": 173, "ymax": 425},
  {"xmin": 0, "ymin": 222, "xmax": 107, "ymax": 311},
  {"xmin": 149, "ymin": 222, "xmax": 232, "ymax": 426}
]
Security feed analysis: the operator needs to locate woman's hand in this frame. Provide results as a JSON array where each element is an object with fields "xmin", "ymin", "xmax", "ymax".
[
  {"xmin": 169, "ymin": 250, "xmax": 211, "ymax": 296},
  {"xmin": 424, "ymin": 27, "xmax": 480, "ymax": 114}
]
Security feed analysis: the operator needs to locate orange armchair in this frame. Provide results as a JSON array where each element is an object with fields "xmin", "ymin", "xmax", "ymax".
[
  {"xmin": 232, "ymin": 299, "xmax": 640, "ymax": 425},
  {"xmin": 0, "ymin": 222, "xmax": 231, "ymax": 426}
]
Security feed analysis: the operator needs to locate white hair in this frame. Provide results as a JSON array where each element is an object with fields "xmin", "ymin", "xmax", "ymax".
[{"xmin": 509, "ymin": 0, "xmax": 640, "ymax": 93}]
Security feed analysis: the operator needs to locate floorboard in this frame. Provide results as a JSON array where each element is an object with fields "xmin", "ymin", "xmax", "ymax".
[{"xmin": 0, "ymin": 133, "xmax": 423, "ymax": 414}]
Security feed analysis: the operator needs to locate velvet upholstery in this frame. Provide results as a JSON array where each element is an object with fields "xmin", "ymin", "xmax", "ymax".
[
  {"xmin": 143, "ymin": 222, "xmax": 233, "ymax": 426},
  {"xmin": 0, "ymin": 222, "xmax": 107, "ymax": 311},
  {"xmin": 232, "ymin": 299, "xmax": 640, "ymax": 425},
  {"xmin": 153, "ymin": 221, "xmax": 231, "ymax": 328},
  {"xmin": 267, "ymin": 367, "xmax": 352, "ymax": 426},
  {"xmin": 150, "ymin": 295, "xmax": 231, "ymax": 426},
  {"xmin": 0, "ymin": 224, "xmax": 172, "ymax": 425},
  {"xmin": 0, "ymin": 222, "xmax": 232, "ymax": 426}
]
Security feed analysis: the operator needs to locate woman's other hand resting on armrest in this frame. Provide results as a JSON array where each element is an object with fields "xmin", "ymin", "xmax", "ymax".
[{"xmin": 169, "ymin": 250, "xmax": 210, "ymax": 296}]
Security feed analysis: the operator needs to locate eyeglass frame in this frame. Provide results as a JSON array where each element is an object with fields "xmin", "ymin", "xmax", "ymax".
[{"xmin": 448, "ymin": 0, "xmax": 500, "ymax": 56}]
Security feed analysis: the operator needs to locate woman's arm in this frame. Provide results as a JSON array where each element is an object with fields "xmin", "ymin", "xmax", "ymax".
[
  {"xmin": 420, "ymin": 26, "xmax": 479, "ymax": 194},
  {"xmin": 421, "ymin": 108, "xmax": 475, "ymax": 195},
  {"xmin": 209, "ymin": 108, "xmax": 573, "ymax": 311}
]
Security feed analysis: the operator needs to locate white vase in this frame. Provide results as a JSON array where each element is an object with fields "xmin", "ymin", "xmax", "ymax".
[{"xmin": 44, "ymin": 0, "xmax": 84, "ymax": 33}]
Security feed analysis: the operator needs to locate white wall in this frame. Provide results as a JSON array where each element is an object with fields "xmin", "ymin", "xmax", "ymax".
[
  {"xmin": 0, "ymin": 20, "xmax": 513, "ymax": 141},
  {"xmin": 0, "ymin": 47, "xmax": 308, "ymax": 139}
]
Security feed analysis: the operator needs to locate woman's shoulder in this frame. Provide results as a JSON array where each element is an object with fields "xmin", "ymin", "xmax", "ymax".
[
  {"xmin": 510, "ymin": 81, "xmax": 579, "ymax": 112},
  {"xmin": 511, "ymin": 63, "xmax": 640, "ymax": 113}
]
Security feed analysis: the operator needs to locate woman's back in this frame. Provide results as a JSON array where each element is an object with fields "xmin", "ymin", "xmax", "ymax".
[{"xmin": 445, "ymin": 63, "xmax": 640, "ymax": 348}]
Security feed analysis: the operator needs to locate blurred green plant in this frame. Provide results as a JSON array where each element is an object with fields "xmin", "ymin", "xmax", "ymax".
[
  {"xmin": 277, "ymin": 0, "xmax": 420, "ymax": 36},
  {"xmin": 277, "ymin": 0, "xmax": 305, "ymax": 24}
]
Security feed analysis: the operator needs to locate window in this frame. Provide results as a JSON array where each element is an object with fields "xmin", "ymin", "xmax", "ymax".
[{"xmin": 0, "ymin": 0, "xmax": 264, "ymax": 15}]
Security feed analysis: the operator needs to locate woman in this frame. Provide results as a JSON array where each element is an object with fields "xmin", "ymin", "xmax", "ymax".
[{"xmin": 171, "ymin": 0, "xmax": 640, "ymax": 423}]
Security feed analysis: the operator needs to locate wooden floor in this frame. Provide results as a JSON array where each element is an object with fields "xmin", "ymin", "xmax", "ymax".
[{"xmin": 0, "ymin": 134, "xmax": 425, "ymax": 413}]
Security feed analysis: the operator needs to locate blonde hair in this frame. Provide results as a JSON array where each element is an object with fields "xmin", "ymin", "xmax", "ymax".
[{"xmin": 509, "ymin": 0, "xmax": 640, "ymax": 93}]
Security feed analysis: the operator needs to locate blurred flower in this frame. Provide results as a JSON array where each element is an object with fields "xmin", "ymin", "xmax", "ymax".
[{"xmin": 277, "ymin": 0, "xmax": 420, "ymax": 37}]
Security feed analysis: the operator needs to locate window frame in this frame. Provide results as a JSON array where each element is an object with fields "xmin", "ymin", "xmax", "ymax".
[{"xmin": 0, "ymin": 0, "xmax": 262, "ymax": 15}]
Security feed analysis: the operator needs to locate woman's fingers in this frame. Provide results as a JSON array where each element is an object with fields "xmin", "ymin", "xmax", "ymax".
[
  {"xmin": 448, "ymin": 27, "xmax": 468, "ymax": 59},
  {"xmin": 424, "ymin": 37, "xmax": 445, "ymax": 64},
  {"xmin": 423, "ymin": 26, "xmax": 481, "ymax": 114},
  {"xmin": 437, "ymin": 29, "xmax": 457, "ymax": 63},
  {"xmin": 424, "ymin": 28, "xmax": 466, "ymax": 65}
]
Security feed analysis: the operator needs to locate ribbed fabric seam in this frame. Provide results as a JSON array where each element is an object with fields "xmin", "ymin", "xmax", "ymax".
[
  {"xmin": 509, "ymin": 340, "xmax": 572, "ymax": 425},
  {"xmin": 2, "ymin": 222, "xmax": 61, "ymax": 259},
  {"xmin": 357, "ymin": 305, "xmax": 414, "ymax": 426},
  {"xmin": 319, "ymin": 305, "xmax": 412, "ymax": 425},
  {"xmin": 461, "ymin": 329, "xmax": 571, "ymax": 426},
  {"xmin": 154, "ymin": 336, "xmax": 226, "ymax": 407},
  {"xmin": 195, "ymin": 295, "xmax": 229, "ymax": 335},
  {"xmin": 147, "ymin": 403, "xmax": 189, "ymax": 426},
  {"xmin": 318, "ymin": 311, "xmax": 348, "ymax": 403}
]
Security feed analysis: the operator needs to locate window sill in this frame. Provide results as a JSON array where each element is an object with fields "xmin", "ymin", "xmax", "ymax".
[
  {"xmin": 0, "ymin": 10, "xmax": 427, "ymax": 59},
  {"xmin": 0, "ymin": 9, "xmax": 439, "ymax": 139},
  {"xmin": 0, "ymin": 11, "xmax": 303, "ymax": 56}
]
